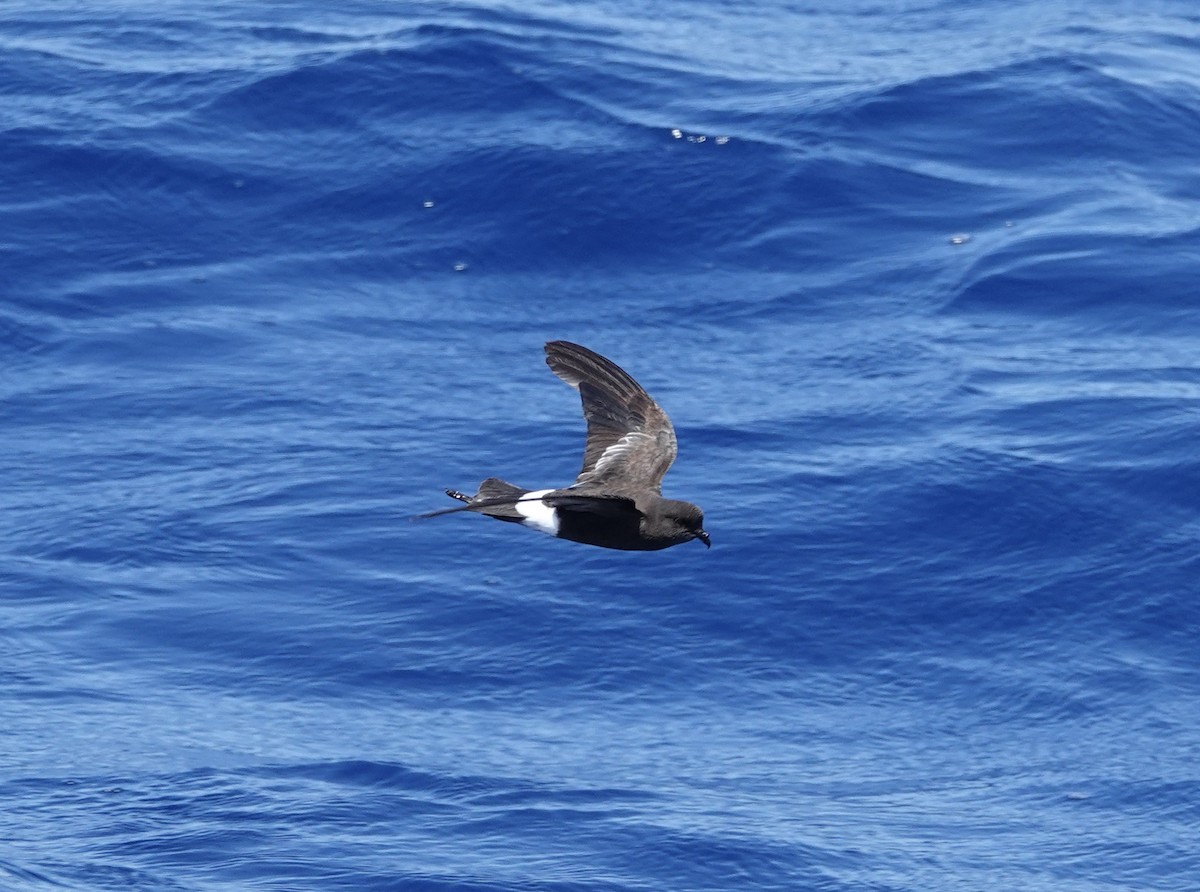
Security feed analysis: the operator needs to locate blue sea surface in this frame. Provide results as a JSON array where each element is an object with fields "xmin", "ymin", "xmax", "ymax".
[{"xmin": 3, "ymin": 1, "xmax": 1199, "ymax": 889}]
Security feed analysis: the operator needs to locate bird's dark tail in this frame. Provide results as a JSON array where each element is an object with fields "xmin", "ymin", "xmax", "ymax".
[
  {"xmin": 414, "ymin": 478, "xmax": 531, "ymax": 521},
  {"xmin": 473, "ymin": 477, "xmax": 528, "ymax": 504}
]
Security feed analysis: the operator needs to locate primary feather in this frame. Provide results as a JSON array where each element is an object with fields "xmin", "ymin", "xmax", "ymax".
[{"xmin": 544, "ymin": 340, "xmax": 678, "ymax": 492}]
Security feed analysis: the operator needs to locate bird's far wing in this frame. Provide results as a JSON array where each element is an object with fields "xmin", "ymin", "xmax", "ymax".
[
  {"xmin": 413, "ymin": 494, "xmax": 535, "ymax": 520},
  {"xmin": 544, "ymin": 340, "xmax": 677, "ymax": 491}
]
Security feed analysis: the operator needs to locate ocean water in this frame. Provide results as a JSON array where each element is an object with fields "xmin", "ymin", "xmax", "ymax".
[{"xmin": 3, "ymin": 1, "xmax": 1199, "ymax": 889}]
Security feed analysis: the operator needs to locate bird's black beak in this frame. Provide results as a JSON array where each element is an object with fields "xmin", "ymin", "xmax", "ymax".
[{"xmin": 696, "ymin": 530, "xmax": 711, "ymax": 549}]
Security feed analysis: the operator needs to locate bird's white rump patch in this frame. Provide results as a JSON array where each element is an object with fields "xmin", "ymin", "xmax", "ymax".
[{"xmin": 515, "ymin": 489, "xmax": 560, "ymax": 536}]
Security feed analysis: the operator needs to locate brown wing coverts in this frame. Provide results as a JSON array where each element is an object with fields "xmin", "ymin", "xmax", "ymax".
[{"xmin": 544, "ymin": 340, "xmax": 677, "ymax": 490}]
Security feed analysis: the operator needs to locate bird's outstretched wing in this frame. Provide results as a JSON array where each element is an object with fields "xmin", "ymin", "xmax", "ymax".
[{"xmin": 544, "ymin": 340, "xmax": 678, "ymax": 492}]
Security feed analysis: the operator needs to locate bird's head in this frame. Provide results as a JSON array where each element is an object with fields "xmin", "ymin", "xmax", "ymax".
[{"xmin": 661, "ymin": 499, "xmax": 710, "ymax": 549}]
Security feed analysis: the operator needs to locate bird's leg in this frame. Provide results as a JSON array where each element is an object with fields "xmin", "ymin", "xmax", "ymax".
[{"xmin": 445, "ymin": 489, "xmax": 472, "ymax": 503}]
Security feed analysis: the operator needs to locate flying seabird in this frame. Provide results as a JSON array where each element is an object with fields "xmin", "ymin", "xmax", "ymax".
[{"xmin": 419, "ymin": 340, "xmax": 710, "ymax": 551}]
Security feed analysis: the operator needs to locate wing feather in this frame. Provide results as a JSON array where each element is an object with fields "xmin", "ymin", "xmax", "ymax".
[{"xmin": 544, "ymin": 341, "xmax": 678, "ymax": 491}]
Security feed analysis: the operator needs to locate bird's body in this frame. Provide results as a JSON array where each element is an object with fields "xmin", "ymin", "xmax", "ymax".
[{"xmin": 421, "ymin": 341, "xmax": 709, "ymax": 551}]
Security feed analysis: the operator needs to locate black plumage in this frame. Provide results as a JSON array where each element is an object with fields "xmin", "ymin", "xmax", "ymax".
[{"xmin": 419, "ymin": 341, "xmax": 710, "ymax": 551}]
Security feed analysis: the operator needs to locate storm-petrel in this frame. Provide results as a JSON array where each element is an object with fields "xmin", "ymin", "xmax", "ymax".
[{"xmin": 419, "ymin": 340, "xmax": 710, "ymax": 551}]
